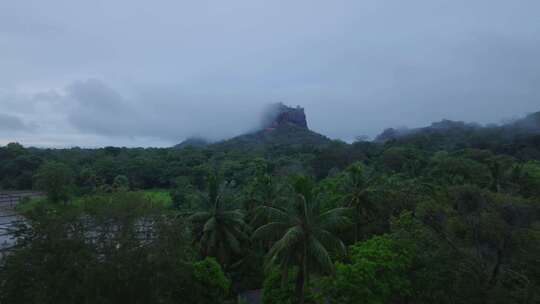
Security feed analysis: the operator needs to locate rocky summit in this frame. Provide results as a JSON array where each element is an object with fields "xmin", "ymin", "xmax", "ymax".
[
  {"xmin": 175, "ymin": 103, "xmax": 323, "ymax": 150},
  {"xmin": 210, "ymin": 103, "xmax": 331, "ymax": 151},
  {"xmin": 262, "ymin": 103, "xmax": 308, "ymax": 130}
]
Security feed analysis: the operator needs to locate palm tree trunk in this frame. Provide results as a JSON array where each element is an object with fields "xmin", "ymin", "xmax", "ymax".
[
  {"xmin": 355, "ymin": 204, "xmax": 360, "ymax": 243},
  {"xmin": 296, "ymin": 267, "xmax": 305, "ymax": 304},
  {"xmin": 296, "ymin": 248, "xmax": 308, "ymax": 304}
]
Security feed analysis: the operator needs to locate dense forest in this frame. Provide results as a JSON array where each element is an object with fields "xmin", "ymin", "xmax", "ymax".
[{"xmin": 1, "ymin": 108, "xmax": 540, "ymax": 303}]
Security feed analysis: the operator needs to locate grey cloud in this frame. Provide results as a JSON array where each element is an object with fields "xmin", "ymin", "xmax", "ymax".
[
  {"xmin": 65, "ymin": 79, "xmax": 264, "ymax": 143},
  {"xmin": 66, "ymin": 79, "xmax": 138, "ymax": 136},
  {"xmin": 1, "ymin": 0, "xmax": 540, "ymax": 146},
  {"xmin": 0, "ymin": 113, "xmax": 29, "ymax": 132}
]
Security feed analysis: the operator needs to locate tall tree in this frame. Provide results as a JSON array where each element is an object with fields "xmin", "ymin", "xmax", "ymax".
[
  {"xmin": 33, "ymin": 161, "xmax": 73, "ymax": 203},
  {"xmin": 341, "ymin": 162, "xmax": 375, "ymax": 242},
  {"xmin": 189, "ymin": 173, "xmax": 250, "ymax": 266},
  {"xmin": 253, "ymin": 176, "xmax": 349, "ymax": 304}
]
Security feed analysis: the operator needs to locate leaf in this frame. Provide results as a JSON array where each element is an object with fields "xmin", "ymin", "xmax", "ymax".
[
  {"xmin": 307, "ymin": 236, "xmax": 334, "ymax": 275},
  {"xmin": 317, "ymin": 207, "xmax": 352, "ymax": 230},
  {"xmin": 255, "ymin": 205, "xmax": 291, "ymax": 223},
  {"xmin": 189, "ymin": 212, "xmax": 211, "ymax": 223},
  {"xmin": 203, "ymin": 217, "xmax": 217, "ymax": 233},
  {"xmin": 314, "ymin": 228, "xmax": 346, "ymax": 257},
  {"xmin": 253, "ymin": 222, "xmax": 290, "ymax": 241}
]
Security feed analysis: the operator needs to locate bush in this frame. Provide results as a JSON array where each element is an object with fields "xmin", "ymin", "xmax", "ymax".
[
  {"xmin": 0, "ymin": 193, "xmax": 230, "ymax": 304},
  {"xmin": 262, "ymin": 268, "xmax": 315, "ymax": 304},
  {"xmin": 320, "ymin": 235, "xmax": 413, "ymax": 304}
]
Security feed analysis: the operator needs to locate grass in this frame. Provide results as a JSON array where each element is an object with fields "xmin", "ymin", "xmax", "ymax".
[
  {"xmin": 15, "ymin": 189, "xmax": 174, "ymax": 214},
  {"xmin": 138, "ymin": 189, "xmax": 173, "ymax": 208},
  {"xmin": 15, "ymin": 197, "xmax": 47, "ymax": 214}
]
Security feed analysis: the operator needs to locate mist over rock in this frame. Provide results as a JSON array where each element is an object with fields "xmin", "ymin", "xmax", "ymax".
[
  {"xmin": 207, "ymin": 103, "xmax": 333, "ymax": 151},
  {"xmin": 261, "ymin": 103, "xmax": 308, "ymax": 130},
  {"xmin": 173, "ymin": 103, "xmax": 328, "ymax": 150}
]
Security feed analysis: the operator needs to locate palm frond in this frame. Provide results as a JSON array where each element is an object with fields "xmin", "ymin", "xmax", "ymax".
[
  {"xmin": 254, "ymin": 205, "xmax": 291, "ymax": 223},
  {"xmin": 253, "ymin": 222, "xmax": 290, "ymax": 241},
  {"xmin": 306, "ymin": 236, "xmax": 334, "ymax": 275},
  {"xmin": 317, "ymin": 207, "xmax": 352, "ymax": 230},
  {"xmin": 188, "ymin": 211, "xmax": 211, "ymax": 222},
  {"xmin": 221, "ymin": 209, "xmax": 245, "ymax": 219},
  {"xmin": 221, "ymin": 210, "xmax": 249, "ymax": 228},
  {"xmin": 267, "ymin": 225, "xmax": 303, "ymax": 261},
  {"xmin": 203, "ymin": 217, "xmax": 217, "ymax": 232},
  {"xmin": 229, "ymin": 226, "xmax": 250, "ymax": 243},
  {"xmin": 223, "ymin": 227, "xmax": 242, "ymax": 254},
  {"xmin": 313, "ymin": 228, "xmax": 346, "ymax": 257}
]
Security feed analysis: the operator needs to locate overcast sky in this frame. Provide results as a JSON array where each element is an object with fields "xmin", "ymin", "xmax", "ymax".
[{"xmin": 1, "ymin": 0, "xmax": 539, "ymax": 147}]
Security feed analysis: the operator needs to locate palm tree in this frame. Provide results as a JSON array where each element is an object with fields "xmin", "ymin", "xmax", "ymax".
[
  {"xmin": 253, "ymin": 176, "xmax": 349, "ymax": 304},
  {"xmin": 189, "ymin": 173, "xmax": 250, "ymax": 265},
  {"xmin": 341, "ymin": 162, "xmax": 375, "ymax": 242},
  {"xmin": 243, "ymin": 170, "xmax": 275, "ymax": 212},
  {"xmin": 245, "ymin": 172, "xmax": 288, "ymax": 229}
]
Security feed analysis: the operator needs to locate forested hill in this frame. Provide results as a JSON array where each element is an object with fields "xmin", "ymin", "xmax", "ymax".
[
  {"xmin": 176, "ymin": 102, "xmax": 332, "ymax": 152},
  {"xmin": 375, "ymin": 111, "xmax": 540, "ymax": 156},
  {"xmin": 1, "ymin": 108, "xmax": 540, "ymax": 190},
  {"xmin": 377, "ymin": 111, "xmax": 540, "ymax": 142},
  {"xmin": 174, "ymin": 137, "xmax": 211, "ymax": 149},
  {"xmin": 1, "ymin": 107, "xmax": 540, "ymax": 303},
  {"xmin": 211, "ymin": 124, "xmax": 332, "ymax": 152},
  {"xmin": 176, "ymin": 105, "xmax": 540, "ymax": 159}
]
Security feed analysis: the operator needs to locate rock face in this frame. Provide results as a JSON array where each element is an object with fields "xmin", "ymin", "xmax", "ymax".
[
  {"xmin": 173, "ymin": 103, "xmax": 315, "ymax": 149},
  {"xmin": 263, "ymin": 103, "xmax": 308, "ymax": 130}
]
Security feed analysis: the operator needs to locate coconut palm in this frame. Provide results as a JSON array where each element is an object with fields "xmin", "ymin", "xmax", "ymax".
[
  {"xmin": 341, "ymin": 162, "xmax": 376, "ymax": 242},
  {"xmin": 189, "ymin": 173, "xmax": 250, "ymax": 265},
  {"xmin": 253, "ymin": 176, "xmax": 349, "ymax": 304},
  {"xmin": 243, "ymin": 170, "xmax": 275, "ymax": 213},
  {"xmin": 245, "ymin": 172, "xmax": 288, "ymax": 230}
]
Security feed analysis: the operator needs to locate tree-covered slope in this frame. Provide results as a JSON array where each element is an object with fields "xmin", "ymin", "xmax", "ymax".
[{"xmin": 211, "ymin": 124, "xmax": 333, "ymax": 152}]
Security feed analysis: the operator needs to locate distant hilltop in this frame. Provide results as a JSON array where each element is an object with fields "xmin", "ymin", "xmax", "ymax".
[
  {"xmin": 214, "ymin": 102, "xmax": 330, "ymax": 151},
  {"xmin": 175, "ymin": 102, "xmax": 332, "ymax": 150},
  {"xmin": 375, "ymin": 110, "xmax": 540, "ymax": 143},
  {"xmin": 261, "ymin": 102, "xmax": 308, "ymax": 131},
  {"xmin": 174, "ymin": 137, "xmax": 210, "ymax": 149}
]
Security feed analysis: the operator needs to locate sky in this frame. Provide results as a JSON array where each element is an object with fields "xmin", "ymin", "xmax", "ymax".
[{"xmin": 1, "ymin": 0, "xmax": 539, "ymax": 147}]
